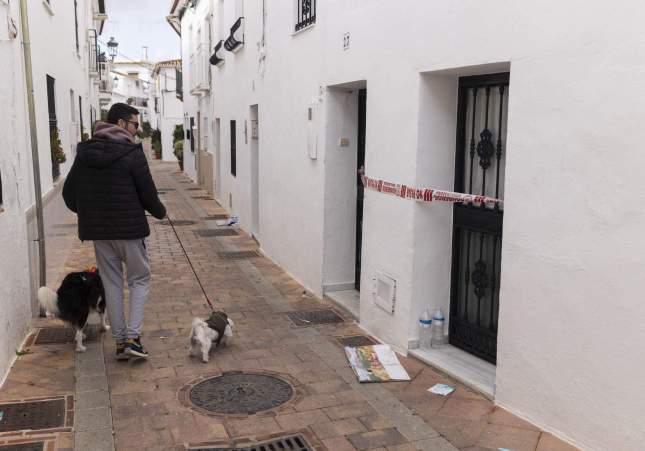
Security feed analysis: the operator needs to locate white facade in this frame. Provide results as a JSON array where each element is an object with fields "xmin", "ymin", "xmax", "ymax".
[
  {"xmin": 108, "ymin": 61, "xmax": 152, "ymax": 123},
  {"xmin": 171, "ymin": 1, "xmax": 645, "ymax": 450},
  {"xmin": 0, "ymin": 0, "xmax": 107, "ymax": 383},
  {"xmin": 150, "ymin": 61, "xmax": 183, "ymax": 162}
]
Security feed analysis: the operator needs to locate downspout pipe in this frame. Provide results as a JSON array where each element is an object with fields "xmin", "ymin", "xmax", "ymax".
[{"xmin": 20, "ymin": 0, "xmax": 47, "ymax": 313}]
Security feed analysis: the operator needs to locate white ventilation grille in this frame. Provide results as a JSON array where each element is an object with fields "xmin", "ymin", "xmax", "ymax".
[{"xmin": 372, "ymin": 272, "xmax": 396, "ymax": 314}]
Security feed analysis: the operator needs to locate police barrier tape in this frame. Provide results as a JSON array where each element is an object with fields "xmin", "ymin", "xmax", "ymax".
[{"xmin": 360, "ymin": 175, "xmax": 503, "ymax": 205}]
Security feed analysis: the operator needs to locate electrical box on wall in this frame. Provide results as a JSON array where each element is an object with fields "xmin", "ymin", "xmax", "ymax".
[
  {"xmin": 372, "ymin": 272, "xmax": 396, "ymax": 314},
  {"xmin": 251, "ymin": 120, "xmax": 259, "ymax": 139}
]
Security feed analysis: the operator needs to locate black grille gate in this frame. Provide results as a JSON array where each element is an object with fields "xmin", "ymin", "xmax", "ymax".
[
  {"xmin": 450, "ymin": 73, "xmax": 509, "ymax": 364},
  {"xmin": 295, "ymin": 0, "xmax": 316, "ymax": 31}
]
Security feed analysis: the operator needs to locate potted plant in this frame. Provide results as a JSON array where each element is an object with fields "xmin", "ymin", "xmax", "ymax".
[
  {"xmin": 173, "ymin": 140, "xmax": 184, "ymax": 170},
  {"xmin": 50, "ymin": 127, "xmax": 66, "ymax": 164},
  {"xmin": 151, "ymin": 128, "xmax": 162, "ymax": 159}
]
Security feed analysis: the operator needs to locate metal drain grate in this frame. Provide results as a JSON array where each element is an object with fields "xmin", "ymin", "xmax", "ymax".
[
  {"xmin": 195, "ymin": 229, "xmax": 238, "ymax": 237},
  {"xmin": 0, "ymin": 399, "xmax": 65, "ymax": 432},
  {"xmin": 189, "ymin": 434, "xmax": 313, "ymax": 451},
  {"xmin": 286, "ymin": 309, "xmax": 344, "ymax": 327},
  {"xmin": 217, "ymin": 251, "xmax": 259, "ymax": 259},
  {"xmin": 158, "ymin": 219, "xmax": 196, "ymax": 226},
  {"xmin": 156, "ymin": 187, "xmax": 175, "ymax": 192},
  {"xmin": 192, "ymin": 196, "xmax": 213, "ymax": 200},
  {"xmin": 187, "ymin": 372, "xmax": 294, "ymax": 415},
  {"xmin": 34, "ymin": 327, "xmax": 98, "ymax": 345},
  {"xmin": 187, "ymin": 187, "xmax": 202, "ymax": 191},
  {"xmin": 202, "ymin": 214, "xmax": 229, "ymax": 220},
  {"xmin": 0, "ymin": 443, "xmax": 45, "ymax": 451},
  {"xmin": 337, "ymin": 335, "xmax": 378, "ymax": 347}
]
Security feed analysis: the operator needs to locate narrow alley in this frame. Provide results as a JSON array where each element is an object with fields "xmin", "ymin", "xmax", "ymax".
[{"xmin": 0, "ymin": 160, "xmax": 575, "ymax": 451}]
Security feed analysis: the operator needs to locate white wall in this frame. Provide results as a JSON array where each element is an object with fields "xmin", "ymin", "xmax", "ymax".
[
  {"xmin": 0, "ymin": 0, "xmax": 102, "ymax": 383},
  {"xmin": 176, "ymin": 1, "xmax": 645, "ymax": 449},
  {"xmin": 0, "ymin": 0, "xmax": 35, "ymax": 384}
]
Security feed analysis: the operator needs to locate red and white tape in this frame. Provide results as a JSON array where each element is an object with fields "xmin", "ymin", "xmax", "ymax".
[{"xmin": 360, "ymin": 175, "xmax": 503, "ymax": 205}]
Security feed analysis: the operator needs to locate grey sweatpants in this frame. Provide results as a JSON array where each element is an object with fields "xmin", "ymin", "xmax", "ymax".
[{"xmin": 94, "ymin": 239, "xmax": 150, "ymax": 341}]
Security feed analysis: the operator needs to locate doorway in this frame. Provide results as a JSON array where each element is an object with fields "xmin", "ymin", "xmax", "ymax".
[
  {"xmin": 355, "ymin": 89, "xmax": 367, "ymax": 290},
  {"xmin": 214, "ymin": 118, "xmax": 222, "ymax": 199},
  {"xmin": 449, "ymin": 73, "xmax": 509, "ymax": 364},
  {"xmin": 250, "ymin": 105, "xmax": 260, "ymax": 237}
]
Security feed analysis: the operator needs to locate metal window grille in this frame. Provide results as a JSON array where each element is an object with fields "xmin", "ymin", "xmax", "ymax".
[
  {"xmin": 46, "ymin": 75, "xmax": 60, "ymax": 180},
  {"xmin": 0, "ymin": 170, "xmax": 3, "ymax": 207},
  {"xmin": 74, "ymin": 0, "xmax": 79, "ymax": 53},
  {"xmin": 295, "ymin": 0, "xmax": 316, "ymax": 31}
]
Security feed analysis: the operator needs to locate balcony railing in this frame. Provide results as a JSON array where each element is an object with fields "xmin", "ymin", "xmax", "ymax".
[
  {"xmin": 209, "ymin": 40, "xmax": 225, "ymax": 66},
  {"xmin": 224, "ymin": 17, "xmax": 244, "ymax": 52},
  {"xmin": 88, "ymin": 29, "xmax": 100, "ymax": 77},
  {"xmin": 295, "ymin": 0, "xmax": 316, "ymax": 31},
  {"xmin": 190, "ymin": 44, "xmax": 210, "ymax": 95}
]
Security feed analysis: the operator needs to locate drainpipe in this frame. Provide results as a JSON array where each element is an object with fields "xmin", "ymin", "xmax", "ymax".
[{"xmin": 20, "ymin": 0, "xmax": 47, "ymax": 311}]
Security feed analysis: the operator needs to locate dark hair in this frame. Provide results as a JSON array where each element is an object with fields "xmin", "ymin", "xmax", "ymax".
[{"xmin": 107, "ymin": 103, "xmax": 140, "ymax": 125}]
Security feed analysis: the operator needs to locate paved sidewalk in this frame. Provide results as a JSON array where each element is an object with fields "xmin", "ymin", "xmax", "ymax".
[{"xmin": 0, "ymin": 160, "xmax": 579, "ymax": 451}]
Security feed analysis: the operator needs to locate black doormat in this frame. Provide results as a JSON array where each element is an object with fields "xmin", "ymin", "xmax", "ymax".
[
  {"xmin": 34, "ymin": 326, "xmax": 98, "ymax": 345},
  {"xmin": 195, "ymin": 229, "xmax": 238, "ymax": 237},
  {"xmin": 0, "ymin": 443, "xmax": 45, "ymax": 451},
  {"xmin": 189, "ymin": 434, "xmax": 313, "ymax": 451},
  {"xmin": 286, "ymin": 309, "xmax": 344, "ymax": 327},
  {"xmin": 337, "ymin": 335, "xmax": 378, "ymax": 347},
  {"xmin": 0, "ymin": 399, "xmax": 65, "ymax": 433},
  {"xmin": 202, "ymin": 214, "xmax": 229, "ymax": 220},
  {"xmin": 217, "ymin": 251, "xmax": 259, "ymax": 260}
]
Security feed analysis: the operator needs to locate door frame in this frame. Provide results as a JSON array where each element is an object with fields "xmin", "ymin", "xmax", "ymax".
[{"xmin": 449, "ymin": 72, "xmax": 509, "ymax": 364}]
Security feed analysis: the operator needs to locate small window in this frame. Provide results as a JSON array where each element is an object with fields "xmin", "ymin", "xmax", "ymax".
[
  {"xmin": 295, "ymin": 0, "xmax": 316, "ymax": 32},
  {"xmin": 230, "ymin": 120, "xmax": 236, "ymax": 176}
]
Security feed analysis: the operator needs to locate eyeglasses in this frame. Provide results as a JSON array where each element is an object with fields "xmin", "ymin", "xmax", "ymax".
[{"xmin": 125, "ymin": 119, "xmax": 139, "ymax": 129}]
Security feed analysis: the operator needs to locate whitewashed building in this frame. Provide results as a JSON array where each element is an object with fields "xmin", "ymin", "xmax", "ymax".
[
  {"xmin": 150, "ymin": 59, "xmax": 183, "ymax": 162},
  {"xmin": 0, "ymin": 0, "xmax": 108, "ymax": 383},
  {"xmin": 169, "ymin": 1, "xmax": 645, "ymax": 449},
  {"xmin": 108, "ymin": 61, "xmax": 152, "ymax": 123}
]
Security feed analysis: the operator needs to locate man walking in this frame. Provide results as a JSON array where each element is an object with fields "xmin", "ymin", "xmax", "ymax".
[{"xmin": 63, "ymin": 103, "xmax": 166, "ymax": 360}]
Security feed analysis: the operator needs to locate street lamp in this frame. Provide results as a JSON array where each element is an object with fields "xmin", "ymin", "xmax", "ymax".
[{"xmin": 107, "ymin": 37, "xmax": 118, "ymax": 61}]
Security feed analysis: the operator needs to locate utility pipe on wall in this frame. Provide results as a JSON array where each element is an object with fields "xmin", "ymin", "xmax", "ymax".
[{"xmin": 19, "ymin": 0, "xmax": 47, "ymax": 302}]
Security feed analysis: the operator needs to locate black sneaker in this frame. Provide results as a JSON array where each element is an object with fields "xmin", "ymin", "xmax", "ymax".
[
  {"xmin": 115, "ymin": 342, "xmax": 129, "ymax": 361},
  {"xmin": 125, "ymin": 337, "xmax": 149, "ymax": 358}
]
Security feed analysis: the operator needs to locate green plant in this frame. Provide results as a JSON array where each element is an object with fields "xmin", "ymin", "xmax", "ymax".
[
  {"xmin": 81, "ymin": 126, "xmax": 89, "ymax": 142},
  {"xmin": 151, "ymin": 128, "xmax": 162, "ymax": 158},
  {"xmin": 141, "ymin": 121, "xmax": 152, "ymax": 138},
  {"xmin": 50, "ymin": 127, "xmax": 66, "ymax": 163},
  {"xmin": 173, "ymin": 140, "xmax": 183, "ymax": 161},
  {"xmin": 126, "ymin": 97, "xmax": 134, "ymax": 105},
  {"xmin": 173, "ymin": 124, "xmax": 184, "ymax": 144}
]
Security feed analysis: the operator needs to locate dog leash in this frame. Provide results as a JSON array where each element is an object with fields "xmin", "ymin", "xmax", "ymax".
[{"xmin": 165, "ymin": 216, "xmax": 215, "ymax": 311}]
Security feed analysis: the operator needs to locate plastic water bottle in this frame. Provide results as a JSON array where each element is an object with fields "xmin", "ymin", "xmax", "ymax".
[
  {"xmin": 419, "ymin": 309, "xmax": 432, "ymax": 349},
  {"xmin": 431, "ymin": 309, "xmax": 445, "ymax": 348}
]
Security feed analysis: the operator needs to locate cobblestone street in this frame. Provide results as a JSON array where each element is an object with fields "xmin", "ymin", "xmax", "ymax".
[{"xmin": 0, "ymin": 161, "xmax": 577, "ymax": 451}]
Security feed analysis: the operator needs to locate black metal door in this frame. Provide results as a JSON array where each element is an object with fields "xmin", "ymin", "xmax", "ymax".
[
  {"xmin": 450, "ymin": 73, "xmax": 509, "ymax": 364},
  {"xmin": 46, "ymin": 75, "xmax": 59, "ymax": 180},
  {"xmin": 355, "ymin": 89, "xmax": 367, "ymax": 290}
]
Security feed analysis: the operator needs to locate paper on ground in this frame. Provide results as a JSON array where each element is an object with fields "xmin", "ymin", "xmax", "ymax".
[
  {"xmin": 345, "ymin": 344, "xmax": 411, "ymax": 382},
  {"xmin": 428, "ymin": 383, "xmax": 455, "ymax": 396}
]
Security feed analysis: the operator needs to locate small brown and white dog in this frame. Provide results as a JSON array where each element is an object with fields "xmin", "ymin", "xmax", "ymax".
[{"xmin": 188, "ymin": 311, "xmax": 234, "ymax": 363}]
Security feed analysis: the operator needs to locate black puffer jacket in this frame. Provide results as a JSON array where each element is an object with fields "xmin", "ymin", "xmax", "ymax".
[{"xmin": 63, "ymin": 125, "xmax": 166, "ymax": 241}]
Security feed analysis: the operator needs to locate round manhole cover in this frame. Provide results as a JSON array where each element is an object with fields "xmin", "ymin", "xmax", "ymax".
[
  {"xmin": 157, "ymin": 219, "xmax": 196, "ymax": 226},
  {"xmin": 188, "ymin": 372, "xmax": 294, "ymax": 414}
]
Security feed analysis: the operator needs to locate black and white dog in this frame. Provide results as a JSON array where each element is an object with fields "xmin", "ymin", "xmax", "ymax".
[
  {"xmin": 38, "ymin": 268, "xmax": 109, "ymax": 352},
  {"xmin": 188, "ymin": 311, "xmax": 234, "ymax": 363}
]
